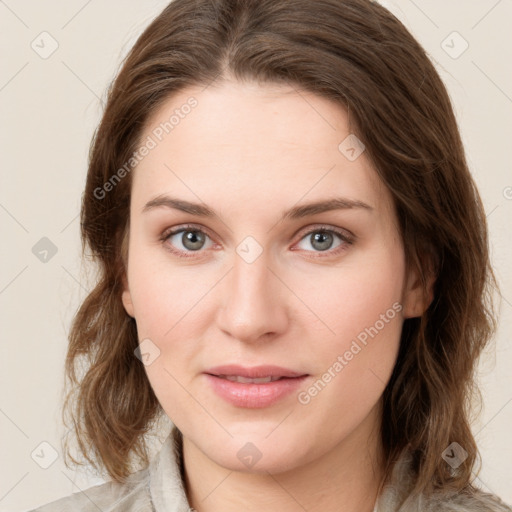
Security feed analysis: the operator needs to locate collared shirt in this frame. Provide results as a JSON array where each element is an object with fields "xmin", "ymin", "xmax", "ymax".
[
  {"xmin": 30, "ymin": 429, "xmax": 190, "ymax": 512},
  {"xmin": 30, "ymin": 428, "xmax": 511, "ymax": 512}
]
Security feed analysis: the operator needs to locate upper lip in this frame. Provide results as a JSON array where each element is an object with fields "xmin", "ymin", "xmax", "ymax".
[{"xmin": 205, "ymin": 365, "xmax": 307, "ymax": 379}]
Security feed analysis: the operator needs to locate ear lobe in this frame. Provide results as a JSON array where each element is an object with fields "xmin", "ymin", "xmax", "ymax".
[
  {"xmin": 402, "ymin": 263, "xmax": 436, "ymax": 319},
  {"xmin": 121, "ymin": 275, "xmax": 135, "ymax": 318}
]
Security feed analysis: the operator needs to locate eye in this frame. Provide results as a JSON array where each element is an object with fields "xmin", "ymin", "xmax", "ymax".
[
  {"xmin": 294, "ymin": 226, "xmax": 353, "ymax": 256},
  {"xmin": 161, "ymin": 225, "xmax": 215, "ymax": 258},
  {"xmin": 160, "ymin": 224, "xmax": 354, "ymax": 259}
]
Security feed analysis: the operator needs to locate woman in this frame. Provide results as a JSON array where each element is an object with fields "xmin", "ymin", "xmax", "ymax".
[{"xmin": 31, "ymin": 0, "xmax": 511, "ymax": 510}]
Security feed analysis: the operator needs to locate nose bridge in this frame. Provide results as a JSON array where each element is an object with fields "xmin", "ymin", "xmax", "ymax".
[
  {"xmin": 217, "ymin": 245, "xmax": 287, "ymax": 342},
  {"xmin": 232, "ymin": 250, "xmax": 270, "ymax": 303}
]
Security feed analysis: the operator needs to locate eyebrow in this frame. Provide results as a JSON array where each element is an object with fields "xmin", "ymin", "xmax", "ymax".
[{"xmin": 142, "ymin": 194, "xmax": 373, "ymax": 221}]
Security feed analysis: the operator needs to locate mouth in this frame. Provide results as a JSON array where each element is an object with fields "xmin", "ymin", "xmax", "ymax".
[
  {"xmin": 205, "ymin": 364, "xmax": 307, "ymax": 379},
  {"xmin": 204, "ymin": 365, "xmax": 309, "ymax": 408},
  {"xmin": 214, "ymin": 375, "xmax": 285, "ymax": 383}
]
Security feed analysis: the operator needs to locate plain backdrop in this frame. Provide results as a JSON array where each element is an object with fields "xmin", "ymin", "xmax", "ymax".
[{"xmin": 0, "ymin": 1, "xmax": 511, "ymax": 510}]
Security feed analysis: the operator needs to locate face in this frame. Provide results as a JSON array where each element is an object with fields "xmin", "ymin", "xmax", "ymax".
[{"xmin": 122, "ymin": 80, "xmax": 426, "ymax": 474}]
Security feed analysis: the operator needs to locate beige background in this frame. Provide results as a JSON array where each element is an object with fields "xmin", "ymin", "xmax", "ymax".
[{"xmin": 0, "ymin": 1, "xmax": 511, "ymax": 510}]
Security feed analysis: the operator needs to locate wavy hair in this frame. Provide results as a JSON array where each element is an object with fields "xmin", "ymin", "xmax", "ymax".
[{"xmin": 62, "ymin": 0, "xmax": 498, "ymax": 498}]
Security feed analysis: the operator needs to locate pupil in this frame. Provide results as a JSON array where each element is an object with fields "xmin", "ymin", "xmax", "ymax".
[
  {"xmin": 183, "ymin": 231, "xmax": 204, "ymax": 250},
  {"xmin": 312, "ymin": 232, "xmax": 332, "ymax": 251}
]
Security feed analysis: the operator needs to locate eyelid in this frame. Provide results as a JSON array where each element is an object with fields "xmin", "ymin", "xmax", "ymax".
[
  {"xmin": 293, "ymin": 224, "xmax": 355, "ymax": 244},
  {"xmin": 160, "ymin": 223, "xmax": 217, "ymax": 242}
]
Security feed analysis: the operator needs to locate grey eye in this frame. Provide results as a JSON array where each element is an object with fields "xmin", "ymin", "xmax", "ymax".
[
  {"xmin": 297, "ymin": 231, "xmax": 343, "ymax": 252},
  {"xmin": 168, "ymin": 230, "xmax": 212, "ymax": 252}
]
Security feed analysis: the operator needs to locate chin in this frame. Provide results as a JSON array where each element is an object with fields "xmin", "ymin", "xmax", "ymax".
[{"xmin": 196, "ymin": 427, "xmax": 316, "ymax": 475}]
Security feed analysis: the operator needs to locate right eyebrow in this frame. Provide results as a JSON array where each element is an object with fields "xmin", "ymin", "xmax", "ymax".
[{"xmin": 142, "ymin": 196, "xmax": 214, "ymax": 217}]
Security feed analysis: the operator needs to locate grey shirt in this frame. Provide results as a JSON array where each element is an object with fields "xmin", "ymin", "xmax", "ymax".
[
  {"xmin": 30, "ymin": 430, "xmax": 511, "ymax": 512},
  {"xmin": 30, "ymin": 431, "xmax": 191, "ymax": 512}
]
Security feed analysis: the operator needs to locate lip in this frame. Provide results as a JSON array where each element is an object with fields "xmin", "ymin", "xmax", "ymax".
[
  {"xmin": 206, "ymin": 364, "xmax": 306, "ymax": 379},
  {"xmin": 204, "ymin": 365, "xmax": 309, "ymax": 408}
]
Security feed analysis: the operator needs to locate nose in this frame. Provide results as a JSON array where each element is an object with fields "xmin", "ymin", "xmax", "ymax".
[{"xmin": 216, "ymin": 250, "xmax": 289, "ymax": 344}]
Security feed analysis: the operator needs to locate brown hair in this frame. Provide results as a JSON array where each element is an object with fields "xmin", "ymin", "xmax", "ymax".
[{"xmin": 62, "ymin": 0, "xmax": 498, "ymax": 498}]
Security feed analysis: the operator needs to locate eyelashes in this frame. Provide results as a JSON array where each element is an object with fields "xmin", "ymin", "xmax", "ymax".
[
  {"xmin": 159, "ymin": 223, "xmax": 355, "ymax": 260},
  {"xmin": 160, "ymin": 226, "xmax": 216, "ymax": 258}
]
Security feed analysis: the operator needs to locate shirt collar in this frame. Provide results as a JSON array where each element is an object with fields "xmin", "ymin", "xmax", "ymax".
[{"xmin": 149, "ymin": 426, "xmax": 191, "ymax": 511}]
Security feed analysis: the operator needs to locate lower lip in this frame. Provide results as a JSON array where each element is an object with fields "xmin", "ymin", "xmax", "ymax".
[{"xmin": 204, "ymin": 374, "xmax": 308, "ymax": 408}]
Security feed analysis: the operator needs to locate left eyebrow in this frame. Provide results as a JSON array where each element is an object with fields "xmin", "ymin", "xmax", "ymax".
[
  {"xmin": 281, "ymin": 197, "xmax": 373, "ymax": 221},
  {"xmin": 141, "ymin": 195, "xmax": 374, "ymax": 220}
]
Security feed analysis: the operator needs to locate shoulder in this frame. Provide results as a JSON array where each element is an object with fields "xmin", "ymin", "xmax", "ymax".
[
  {"xmin": 378, "ymin": 487, "xmax": 511, "ymax": 512},
  {"xmin": 399, "ymin": 489, "xmax": 512, "ymax": 512},
  {"xmin": 30, "ymin": 429, "xmax": 191, "ymax": 512},
  {"xmin": 378, "ymin": 484, "xmax": 511, "ymax": 512},
  {"xmin": 28, "ymin": 467, "xmax": 152, "ymax": 512},
  {"xmin": 376, "ymin": 452, "xmax": 511, "ymax": 512}
]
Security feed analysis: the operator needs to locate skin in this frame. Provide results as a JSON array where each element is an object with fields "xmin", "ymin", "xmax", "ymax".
[{"xmin": 121, "ymin": 79, "xmax": 431, "ymax": 512}]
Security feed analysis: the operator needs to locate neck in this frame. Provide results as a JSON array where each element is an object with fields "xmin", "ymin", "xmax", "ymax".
[{"xmin": 182, "ymin": 405, "xmax": 385, "ymax": 512}]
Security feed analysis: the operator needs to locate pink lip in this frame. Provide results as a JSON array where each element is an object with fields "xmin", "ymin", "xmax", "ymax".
[
  {"xmin": 206, "ymin": 364, "xmax": 306, "ymax": 379},
  {"xmin": 204, "ymin": 365, "xmax": 309, "ymax": 408}
]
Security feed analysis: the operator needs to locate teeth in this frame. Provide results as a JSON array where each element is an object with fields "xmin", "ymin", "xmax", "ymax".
[{"xmin": 221, "ymin": 375, "xmax": 282, "ymax": 383}]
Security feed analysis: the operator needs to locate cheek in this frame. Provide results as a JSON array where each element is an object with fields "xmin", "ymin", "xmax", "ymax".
[
  {"xmin": 126, "ymin": 247, "xmax": 212, "ymax": 397},
  {"xmin": 299, "ymin": 245, "xmax": 405, "ymax": 346},
  {"xmin": 293, "ymin": 244, "xmax": 405, "ymax": 409},
  {"xmin": 127, "ymin": 252, "xmax": 210, "ymax": 422},
  {"xmin": 127, "ymin": 247, "xmax": 208, "ymax": 338}
]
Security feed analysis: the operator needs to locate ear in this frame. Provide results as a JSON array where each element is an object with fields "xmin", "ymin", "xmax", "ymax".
[
  {"xmin": 121, "ymin": 273, "xmax": 135, "ymax": 318},
  {"xmin": 402, "ymin": 259, "xmax": 436, "ymax": 319}
]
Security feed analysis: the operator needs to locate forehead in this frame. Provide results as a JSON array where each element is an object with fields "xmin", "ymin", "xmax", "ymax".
[{"xmin": 131, "ymin": 80, "xmax": 391, "ymax": 217}]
